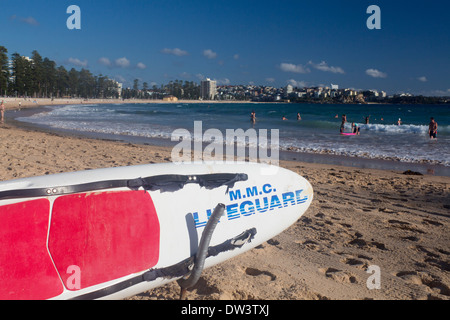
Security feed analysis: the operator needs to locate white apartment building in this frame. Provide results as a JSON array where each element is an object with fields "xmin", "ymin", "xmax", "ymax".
[{"xmin": 200, "ymin": 78, "xmax": 217, "ymax": 100}]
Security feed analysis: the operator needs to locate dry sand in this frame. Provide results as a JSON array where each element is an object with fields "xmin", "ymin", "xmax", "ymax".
[{"xmin": 0, "ymin": 106, "xmax": 449, "ymax": 301}]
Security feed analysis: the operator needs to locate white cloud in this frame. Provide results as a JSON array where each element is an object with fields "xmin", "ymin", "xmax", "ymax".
[
  {"xmin": 287, "ymin": 79, "xmax": 307, "ymax": 88},
  {"xmin": 215, "ymin": 78, "xmax": 230, "ymax": 85},
  {"xmin": 265, "ymin": 77, "xmax": 275, "ymax": 83},
  {"xmin": 161, "ymin": 48, "xmax": 189, "ymax": 56},
  {"xmin": 309, "ymin": 61, "xmax": 345, "ymax": 74},
  {"xmin": 67, "ymin": 57, "xmax": 88, "ymax": 67},
  {"xmin": 98, "ymin": 57, "xmax": 144, "ymax": 69},
  {"xmin": 417, "ymin": 76, "xmax": 427, "ymax": 82},
  {"xmin": 203, "ymin": 49, "xmax": 217, "ymax": 59},
  {"xmin": 366, "ymin": 68, "xmax": 387, "ymax": 78},
  {"xmin": 98, "ymin": 57, "xmax": 111, "ymax": 66},
  {"xmin": 233, "ymin": 54, "xmax": 240, "ymax": 60},
  {"xmin": 21, "ymin": 16, "xmax": 39, "ymax": 26},
  {"xmin": 114, "ymin": 75, "xmax": 126, "ymax": 83},
  {"xmin": 137, "ymin": 62, "xmax": 147, "ymax": 70},
  {"xmin": 115, "ymin": 57, "xmax": 130, "ymax": 68},
  {"xmin": 179, "ymin": 72, "xmax": 191, "ymax": 78},
  {"xmin": 280, "ymin": 63, "xmax": 310, "ymax": 74},
  {"xmin": 10, "ymin": 15, "xmax": 39, "ymax": 26}
]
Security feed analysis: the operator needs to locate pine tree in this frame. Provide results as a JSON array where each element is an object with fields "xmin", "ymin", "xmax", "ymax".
[{"xmin": 0, "ymin": 46, "xmax": 9, "ymax": 96}]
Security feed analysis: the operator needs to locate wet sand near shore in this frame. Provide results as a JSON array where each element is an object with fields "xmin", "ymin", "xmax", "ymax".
[{"xmin": 1, "ymin": 120, "xmax": 448, "ymax": 300}]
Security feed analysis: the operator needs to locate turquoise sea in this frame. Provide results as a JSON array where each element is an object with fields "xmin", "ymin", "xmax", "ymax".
[{"xmin": 14, "ymin": 102, "xmax": 450, "ymax": 174}]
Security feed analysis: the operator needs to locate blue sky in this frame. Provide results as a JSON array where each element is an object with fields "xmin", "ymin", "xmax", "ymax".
[{"xmin": 2, "ymin": 0, "xmax": 450, "ymax": 95}]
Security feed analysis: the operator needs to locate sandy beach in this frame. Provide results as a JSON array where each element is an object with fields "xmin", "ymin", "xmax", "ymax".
[
  {"xmin": 0, "ymin": 97, "xmax": 256, "ymax": 112},
  {"xmin": 0, "ymin": 104, "xmax": 449, "ymax": 300}
]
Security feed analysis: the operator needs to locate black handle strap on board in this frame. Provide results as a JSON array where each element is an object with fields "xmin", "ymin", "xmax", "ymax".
[{"xmin": 0, "ymin": 173, "xmax": 248, "ymax": 201}]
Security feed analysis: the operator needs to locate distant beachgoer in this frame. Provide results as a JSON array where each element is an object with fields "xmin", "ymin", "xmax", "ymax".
[
  {"xmin": 282, "ymin": 116, "xmax": 287, "ymax": 121},
  {"xmin": 297, "ymin": 113, "xmax": 301, "ymax": 121},
  {"xmin": 428, "ymin": 117, "xmax": 438, "ymax": 139},
  {"xmin": 250, "ymin": 111, "xmax": 256, "ymax": 124},
  {"xmin": 397, "ymin": 118, "xmax": 402, "ymax": 126},
  {"xmin": 334, "ymin": 114, "xmax": 339, "ymax": 119},
  {"xmin": 0, "ymin": 100, "xmax": 5, "ymax": 122},
  {"xmin": 340, "ymin": 114, "xmax": 347, "ymax": 133},
  {"xmin": 364, "ymin": 115, "xmax": 370, "ymax": 124}
]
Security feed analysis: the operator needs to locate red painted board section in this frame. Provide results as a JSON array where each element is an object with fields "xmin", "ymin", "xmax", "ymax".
[
  {"xmin": 0, "ymin": 199, "xmax": 64, "ymax": 300},
  {"xmin": 49, "ymin": 191, "xmax": 160, "ymax": 290}
]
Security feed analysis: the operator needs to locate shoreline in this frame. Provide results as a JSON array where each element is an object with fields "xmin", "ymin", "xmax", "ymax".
[
  {"xmin": 0, "ymin": 97, "xmax": 280, "ymax": 111},
  {"xmin": 3, "ymin": 97, "xmax": 449, "ymax": 113},
  {"xmin": 0, "ymin": 117, "xmax": 448, "ymax": 300},
  {"xmin": 5, "ymin": 101, "xmax": 450, "ymax": 177}
]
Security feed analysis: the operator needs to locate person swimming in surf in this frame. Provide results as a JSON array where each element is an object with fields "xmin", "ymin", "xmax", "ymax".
[{"xmin": 428, "ymin": 117, "xmax": 438, "ymax": 139}]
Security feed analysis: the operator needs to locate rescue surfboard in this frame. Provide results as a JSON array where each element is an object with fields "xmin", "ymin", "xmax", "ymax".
[{"xmin": 0, "ymin": 162, "xmax": 313, "ymax": 300}]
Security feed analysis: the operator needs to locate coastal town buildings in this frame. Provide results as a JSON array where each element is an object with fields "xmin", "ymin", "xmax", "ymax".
[{"xmin": 210, "ymin": 83, "xmax": 407, "ymax": 104}]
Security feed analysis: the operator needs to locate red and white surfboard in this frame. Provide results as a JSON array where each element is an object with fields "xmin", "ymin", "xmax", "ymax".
[{"xmin": 0, "ymin": 162, "xmax": 313, "ymax": 300}]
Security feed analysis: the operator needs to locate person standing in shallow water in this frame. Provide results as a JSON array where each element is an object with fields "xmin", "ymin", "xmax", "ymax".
[
  {"xmin": 340, "ymin": 114, "xmax": 347, "ymax": 133},
  {"xmin": 428, "ymin": 117, "xmax": 438, "ymax": 139},
  {"xmin": 0, "ymin": 100, "xmax": 5, "ymax": 123},
  {"xmin": 250, "ymin": 111, "xmax": 256, "ymax": 124}
]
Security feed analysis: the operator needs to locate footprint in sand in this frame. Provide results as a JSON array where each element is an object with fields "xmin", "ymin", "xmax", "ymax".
[
  {"xmin": 348, "ymin": 237, "xmax": 388, "ymax": 251},
  {"xmin": 410, "ymin": 245, "xmax": 450, "ymax": 272},
  {"xmin": 402, "ymin": 235, "xmax": 420, "ymax": 242},
  {"xmin": 341, "ymin": 257, "xmax": 368, "ymax": 270},
  {"xmin": 339, "ymin": 223, "xmax": 352, "ymax": 229},
  {"xmin": 319, "ymin": 267, "xmax": 358, "ymax": 284},
  {"xmin": 388, "ymin": 219, "xmax": 426, "ymax": 234},
  {"xmin": 299, "ymin": 240, "xmax": 322, "ymax": 251},
  {"xmin": 395, "ymin": 271, "xmax": 450, "ymax": 298},
  {"xmin": 245, "ymin": 268, "xmax": 277, "ymax": 281},
  {"xmin": 422, "ymin": 219, "xmax": 443, "ymax": 227}
]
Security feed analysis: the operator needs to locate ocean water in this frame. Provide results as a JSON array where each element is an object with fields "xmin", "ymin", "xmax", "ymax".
[{"xmin": 15, "ymin": 102, "xmax": 450, "ymax": 168}]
